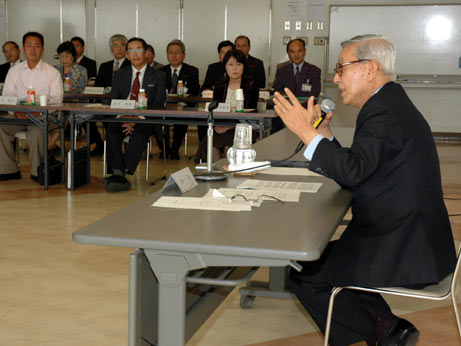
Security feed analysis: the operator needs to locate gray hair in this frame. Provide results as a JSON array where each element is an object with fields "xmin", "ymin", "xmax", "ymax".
[
  {"xmin": 109, "ymin": 34, "xmax": 127, "ymax": 46},
  {"xmin": 341, "ymin": 34, "xmax": 396, "ymax": 80},
  {"xmin": 167, "ymin": 39, "xmax": 185, "ymax": 53}
]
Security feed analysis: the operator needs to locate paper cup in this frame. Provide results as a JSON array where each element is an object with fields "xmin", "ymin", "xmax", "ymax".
[
  {"xmin": 235, "ymin": 88, "xmax": 244, "ymax": 101},
  {"xmin": 39, "ymin": 94, "xmax": 48, "ymax": 106}
]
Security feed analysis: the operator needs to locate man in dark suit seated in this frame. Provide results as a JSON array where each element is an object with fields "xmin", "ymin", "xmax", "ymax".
[
  {"xmin": 235, "ymin": 35, "xmax": 266, "ymax": 89},
  {"xmin": 0, "ymin": 41, "xmax": 21, "ymax": 83},
  {"xmin": 201, "ymin": 40, "xmax": 235, "ymax": 92},
  {"xmin": 273, "ymin": 34, "xmax": 457, "ymax": 346},
  {"xmin": 272, "ymin": 38, "xmax": 321, "ymax": 133},
  {"xmin": 95, "ymin": 34, "xmax": 131, "ymax": 89},
  {"xmin": 145, "ymin": 44, "xmax": 164, "ymax": 70},
  {"xmin": 103, "ymin": 37, "xmax": 166, "ymax": 193},
  {"xmin": 160, "ymin": 39, "xmax": 200, "ymax": 160},
  {"xmin": 71, "ymin": 36, "xmax": 97, "ymax": 80}
]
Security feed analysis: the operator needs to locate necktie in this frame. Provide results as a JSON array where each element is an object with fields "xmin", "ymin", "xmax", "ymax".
[
  {"xmin": 130, "ymin": 72, "xmax": 140, "ymax": 100},
  {"xmin": 112, "ymin": 60, "xmax": 120, "ymax": 81},
  {"xmin": 294, "ymin": 66, "xmax": 300, "ymax": 93},
  {"xmin": 171, "ymin": 69, "xmax": 178, "ymax": 93}
]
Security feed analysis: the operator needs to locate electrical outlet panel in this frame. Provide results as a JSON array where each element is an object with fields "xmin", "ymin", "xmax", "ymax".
[{"xmin": 314, "ymin": 37, "xmax": 327, "ymax": 46}]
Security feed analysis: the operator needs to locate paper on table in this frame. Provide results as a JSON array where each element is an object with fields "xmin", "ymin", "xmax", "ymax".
[
  {"xmin": 152, "ymin": 196, "xmax": 251, "ymax": 211},
  {"xmin": 258, "ymin": 167, "xmax": 322, "ymax": 177},
  {"xmin": 209, "ymin": 188, "xmax": 301, "ymax": 203},
  {"xmin": 237, "ymin": 179, "xmax": 322, "ymax": 193}
]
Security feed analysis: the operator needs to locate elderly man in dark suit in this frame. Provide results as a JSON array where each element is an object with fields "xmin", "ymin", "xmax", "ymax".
[
  {"xmin": 272, "ymin": 38, "xmax": 321, "ymax": 133},
  {"xmin": 103, "ymin": 37, "xmax": 166, "ymax": 193},
  {"xmin": 95, "ymin": 34, "xmax": 131, "ymax": 88},
  {"xmin": 235, "ymin": 35, "xmax": 266, "ymax": 89},
  {"xmin": 0, "ymin": 41, "xmax": 21, "ymax": 83},
  {"xmin": 71, "ymin": 36, "xmax": 97, "ymax": 79},
  {"xmin": 273, "ymin": 34, "xmax": 456, "ymax": 346},
  {"xmin": 201, "ymin": 40, "xmax": 235, "ymax": 91},
  {"xmin": 160, "ymin": 39, "xmax": 200, "ymax": 160}
]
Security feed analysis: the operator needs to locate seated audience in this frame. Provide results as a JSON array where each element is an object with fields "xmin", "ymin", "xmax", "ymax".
[
  {"xmin": 201, "ymin": 40, "xmax": 234, "ymax": 91},
  {"xmin": 71, "ymin": 36, "xmax": 97, "ymax": 80},
  {"xmin": 145, "ymin": 44, "xmax": 164, "ymax": 69},
  {"xmin": 0, "ymin": 41, "xmax": 21, "ymax": 83},
  {"xmin": 235, "ymin": 35, "xmax": 266, "ymax": 88},
  {"xmin": 273, "ymin": 38, "xmax": 321, "ymax": 133},
  {"xmin": 55, "ymin": 41, "xmax": 88, "ymax": 93},
  {"xmin": 103, "ymin": 37, "xmax": 166, "ymax": 193},
  {"xmin": 0, "ymin": 32, "xmax": 63, "ymax": 182},
  {"xmin": 160, "ymin": 39, "xmax": 200, "ymax": 160},
  {"xmin": 195, "ymin": 49, "xmax": 258, "ymax": 163},
  {"xmin": 95, "ymin": 34, "xmax": 130, "ymax": 88}
]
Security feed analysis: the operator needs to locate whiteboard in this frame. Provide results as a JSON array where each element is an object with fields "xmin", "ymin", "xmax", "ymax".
[{"xmin": 328, "ymin": 5, "xmax": 461, "ymax": 76}]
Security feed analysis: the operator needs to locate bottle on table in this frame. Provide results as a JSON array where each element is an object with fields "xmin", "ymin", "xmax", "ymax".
[
  {"xmin": 137, "ymin": 88, "xmax": 147, "ymax": 109},
  {"xmin": 63, "ymin": 77, "xmax": 71, "ymax": 93},
  {"xmin": 27, "ymin": 86, "xmax": 36, "ymax": 105},
  {"xmin": 177, "ymin": 80, "xmax": 184, "ymax": 97}
]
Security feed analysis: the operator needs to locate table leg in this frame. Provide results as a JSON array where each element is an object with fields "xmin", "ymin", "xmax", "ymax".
[{"xmin": 144, "ymin": 251, "xmax": 188, "ymax": 346}]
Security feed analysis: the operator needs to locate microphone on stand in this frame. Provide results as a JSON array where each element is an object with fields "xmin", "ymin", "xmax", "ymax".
[{"xmin": 194, "ymin": 100, "xmax": 228, "ymax": 181}]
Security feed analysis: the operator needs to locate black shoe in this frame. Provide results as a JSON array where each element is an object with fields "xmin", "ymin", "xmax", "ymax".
[
  {"xmin": 380, "ymin": 319, "xmax": 419, "ymax": 346},
  {"xmin": 0, "ymin": 171, "xmax": 21, "ymax": 181},
  {"xmin": 159, "ymin": 151, "xmax": 169, "ymax": 159},
  {"xmin": 30, "ymin": 175, "xmax": 39, "ymax": 183},
  {"xmin": 90, "ymin": 145, "xmax": 104, "ymax": 157},
  {"xmin": 104, "ymin": 174, "xmax": 131, "ymax": 192},
  {"xmin": 170, "ymin": 149, "xmax": 180, "ymax": 160}
]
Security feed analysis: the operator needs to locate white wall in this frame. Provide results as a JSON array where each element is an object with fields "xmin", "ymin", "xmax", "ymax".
[{"xmin": 0, "ymin": 0, "xmax": 459, "ymax": 132}]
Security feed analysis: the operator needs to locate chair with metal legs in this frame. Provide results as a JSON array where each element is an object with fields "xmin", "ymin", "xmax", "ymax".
[
  {"xmin": 102, "ymin": 136, "xmax": 151, "ymax": 182},
  {"xmin": 323, "ymin": 247, "xmax": 461, "ymax": 346}
]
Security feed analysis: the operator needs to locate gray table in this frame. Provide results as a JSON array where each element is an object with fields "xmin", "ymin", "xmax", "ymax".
[
  {"xmin": 73, "ymin": 129, "xmax": 352, "ymax": 346},
  {"xmin": 0, "ymin": 104, "xmax": 65, "ymax": 189}
]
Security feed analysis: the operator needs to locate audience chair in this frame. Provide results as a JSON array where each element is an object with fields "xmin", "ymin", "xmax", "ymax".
[
  {"xmin": 323, "ymin": 247, "xmax": 461, "ymax": 346},
  {"xmin": 102, "ymin": 137, "xmax": 151, "ymax": 182},
  {"xmin": 14, "ymin": 131, "xmax": 27, "ymax": 166}
]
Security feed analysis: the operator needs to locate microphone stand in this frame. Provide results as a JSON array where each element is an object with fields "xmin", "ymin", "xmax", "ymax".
[{"xmin": 195, "ymin": 102, "xmax": 228, "ymax": 181}]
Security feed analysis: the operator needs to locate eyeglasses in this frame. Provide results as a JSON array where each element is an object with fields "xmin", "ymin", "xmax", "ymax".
[
  {"xmin": 230, "ymin": 194, "xmax": 285, "ymax": 205},
  {"xmin": 127, "ymin": 47, "xmax": 144, "ymax": 54},
  {"xmin": 334, "ymin": 59, "xmax": 371, "ymax": 77}
]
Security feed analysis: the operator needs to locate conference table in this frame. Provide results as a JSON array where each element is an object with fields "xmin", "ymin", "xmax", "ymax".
[
  {"xmin": 0, "ymin": 104, "xmax": 66, "ymax": 189},
  {"xmin": 56, "ymin": 103, "xmax": 275, "ymax": 190},
  {"xmin": 73, "ymin": 129, "xmax": 353, "ymax": 346}
]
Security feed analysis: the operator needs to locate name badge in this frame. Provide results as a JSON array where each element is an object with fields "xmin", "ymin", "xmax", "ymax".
[
  {"xmin": 301, "ymin": 83, "xmax": 312, "ymax": 92},
  {"xmin": 0, "ymin": 96, "xmax": 18, "ymax": 105},
  {"xmin": 110, "ymin": 99, "xmax": 136, "ymax": 109}
]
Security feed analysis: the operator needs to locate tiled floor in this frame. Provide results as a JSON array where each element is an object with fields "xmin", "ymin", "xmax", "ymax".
[{"xmin": 0, "ymin": 132, "xmax": 460, "ymax": 346}]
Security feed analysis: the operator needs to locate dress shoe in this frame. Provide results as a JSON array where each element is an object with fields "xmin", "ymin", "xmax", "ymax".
[
  {"xmin": 30, "ymin": 175, "xmax": 39, "ymax": 183},
  {"xmin": 158, "ymin": 151, "xmax": 168, "ymax": 160},
  {"xmin": 90, "ymin": 145, "xmax": 104, "ymax": 157},
  {"xmin": 104, "ymin": 174, "xmax": 131, "ymax": 193},
  {"xmin": 169, "ymin": 149, "xmax": 180, "ymax": 160},
  {"xmin": 0, "ymin": 171, "xmax": 21, "ymax": 181},
  {"xmin": 379, "ymin": 318, "xmax": 419, "ymax": 346}
]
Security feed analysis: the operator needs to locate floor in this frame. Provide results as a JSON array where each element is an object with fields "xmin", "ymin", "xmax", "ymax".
[{"xmin": 0, "ymin": 131, "xmax": 460, "ymax": 346}]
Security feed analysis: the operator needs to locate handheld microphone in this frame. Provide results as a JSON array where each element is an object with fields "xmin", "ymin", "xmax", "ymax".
[{"xmin": 313, "ymin": 99, "xmax": 335, "ymax": 129}]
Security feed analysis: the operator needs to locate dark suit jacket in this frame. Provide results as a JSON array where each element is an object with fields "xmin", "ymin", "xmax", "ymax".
[
  {"xmin": 78, "ymin": 56, "xmax": 97, "ymax": 80},
  {"xmin": 213, "ymin": 78, "xmax": 259, "ymax": 109},
  {"xmin": 309, "ymin": 82, "xmax": 456, "ymax": 287},
  {"xmin": 247, "ymin": 55, "xmax": 266, "ymax": 89},
  {"xmin": 95, "ymin": 58, "xmax": 131, "ymax": 88},
  {"xmin": 274, "ymin": 61, "xmax": 321, "ymax": 98},
  {"xmin": 201, "ymin": 61, "xmax": 226, "ymax": 91},
  {"xmin": 0, "ymin": 62, "xmax": 10, "ymax": 83},
  {"xmin": 159, "ymin": 63, "xmax": 200, "ymax": 96},
  {"xmin": 110, "ymin": 65, "xmax": 166, "ymax": 109}
]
